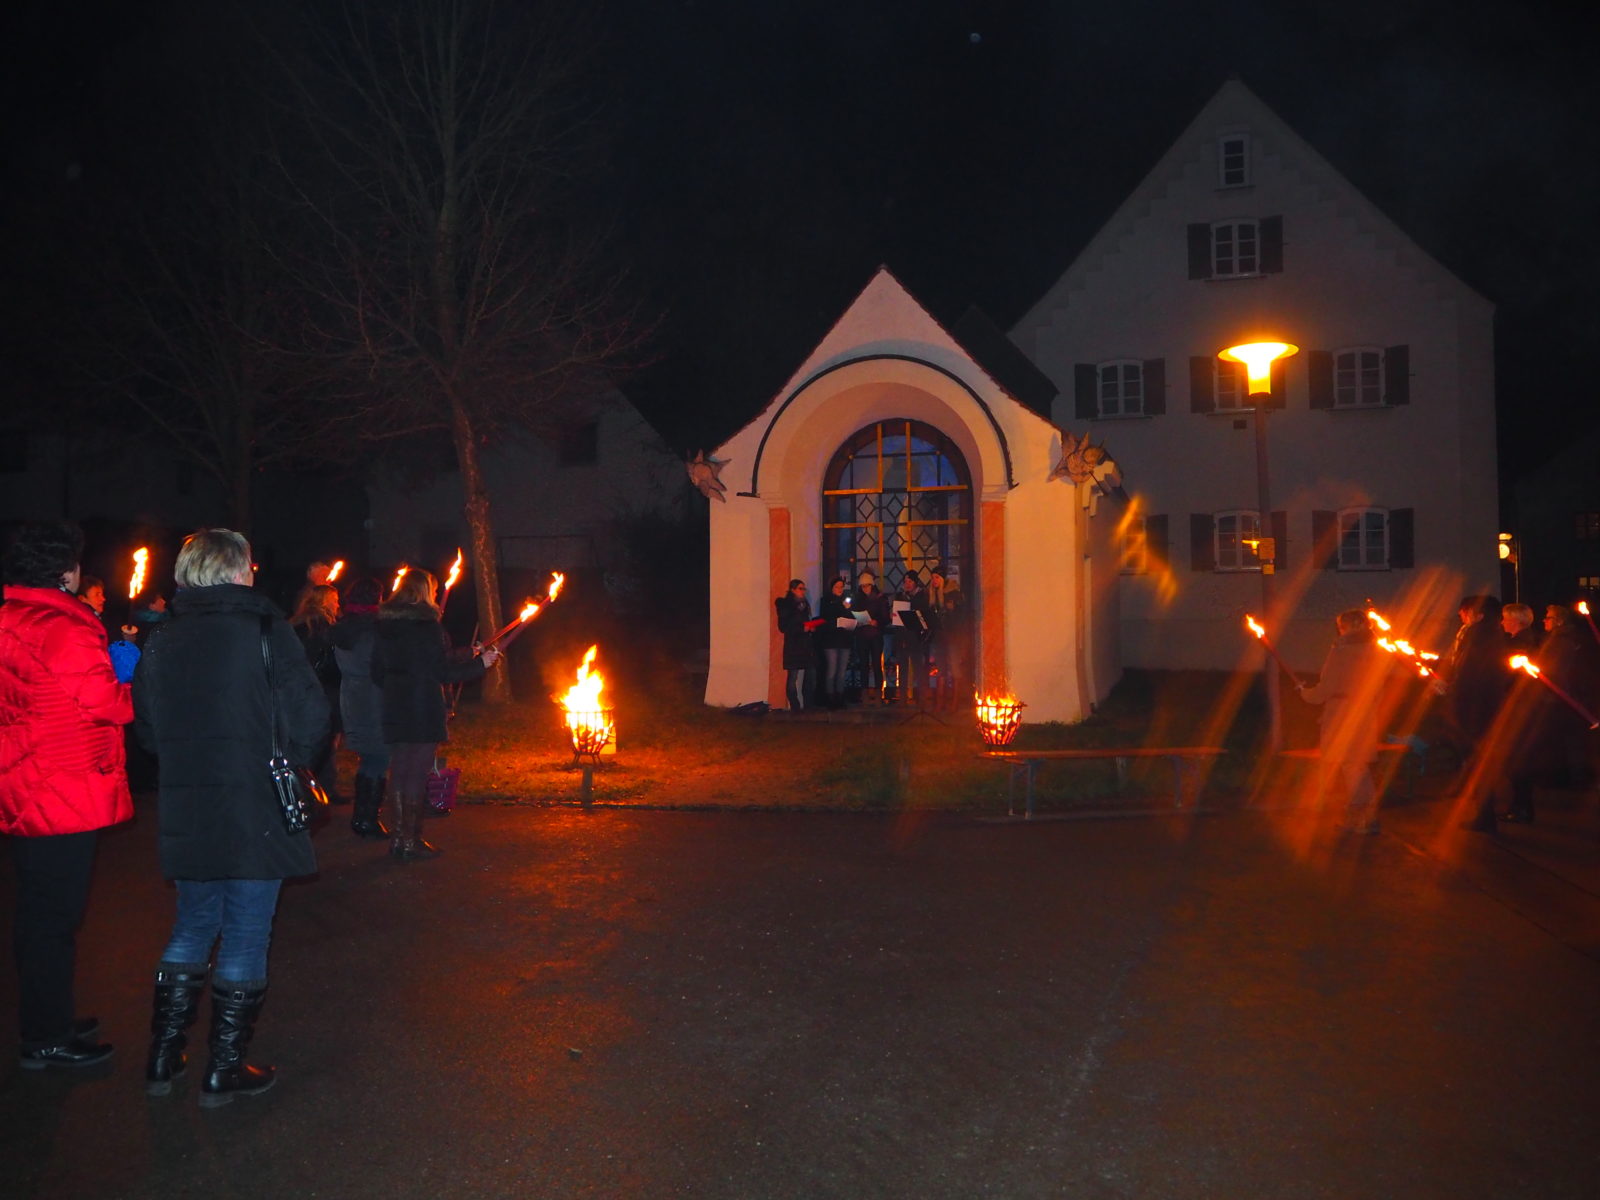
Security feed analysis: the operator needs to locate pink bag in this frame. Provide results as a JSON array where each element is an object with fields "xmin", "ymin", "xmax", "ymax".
[{"xmin": 426, "ymin": 760, "xmax": 461, "ymax": 813}]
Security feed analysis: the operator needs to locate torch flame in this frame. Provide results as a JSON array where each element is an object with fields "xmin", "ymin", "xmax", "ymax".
[
  {"xmin": 547, "ymin": 572, "xmax": 566, "ymax": 602},
  {"xmin": 391, "ymin": 565, "xmax": 408, "ymax": 595},
  {"xmin": 1366, "ymin": 609, "xmax": 1392, "ymax": 632},
  {"xmin": 1581, "ymin": 601, "xmax": 1592, "ymax": 617},
  {"xmin": 516, "ymin": 598, "xmax": 541, "ymax": 623},
  {"xmin": 443, "ymin": 549, "xmax": 463, "ymax": 593},
  {"xmin": 128, "ymin": 547, "xmax": 149, "ymax": 600},
  {"xmin": 1245, "ymin": 614, "xmax": 1266, "ymax": 639},
  {"xmin": 327, "ymin": 560, "xmax": 345, "ymax": 583},
  {"xmin": 1510, "ymin": 654, "xmax": 1540, "ymax": 678}
]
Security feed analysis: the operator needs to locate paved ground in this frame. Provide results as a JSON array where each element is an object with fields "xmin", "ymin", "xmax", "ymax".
[{"xmin": 3, "ymin": 783, "xmax": 1599, "ymax": 1199}]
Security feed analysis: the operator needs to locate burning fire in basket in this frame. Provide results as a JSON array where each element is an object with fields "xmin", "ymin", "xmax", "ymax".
[
  {"xmin": 975, "ymin": 693, "xmax": 1025, "ymax": 747},
  {"xmin": 559, "ymin": 644, "xmax": 615, "ymax": 760}
]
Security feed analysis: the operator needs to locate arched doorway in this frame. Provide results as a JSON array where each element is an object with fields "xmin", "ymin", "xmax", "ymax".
[{"xmin": 821, "ymin": 419, "xmax": 972, "ymax": 593}]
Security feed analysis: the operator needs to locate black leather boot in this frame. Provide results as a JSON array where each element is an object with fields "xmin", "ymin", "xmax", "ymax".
[
  {"xmin": 390, "ymin": 790, "xmax": 442, "ymax": 862},
  {"xmin": 146, "ymin": 963, "xmax": 208, "ymax": 1096},
  {"xmin": 199, "ymin": 981, "xmax": 275, "ymax": 1108},
  {"xmin": 350, "ymin": 775, "xmax": 390, "ymax": 840}
]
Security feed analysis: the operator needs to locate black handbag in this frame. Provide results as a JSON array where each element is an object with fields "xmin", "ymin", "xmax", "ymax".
[{"xmin": 261, "ymin": 616, "xmax": 329, "ymax": 834}]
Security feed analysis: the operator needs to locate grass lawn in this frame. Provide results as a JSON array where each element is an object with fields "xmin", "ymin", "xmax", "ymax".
[{"xmin": 417, "ymin": 669, "xmax": 1365, "ymax": 815}]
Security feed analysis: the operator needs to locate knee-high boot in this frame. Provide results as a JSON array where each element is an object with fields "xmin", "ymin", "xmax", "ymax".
[
  {"xmin": 350, "ymin": 774, "xmax": 390, "ymax": 840},
  {"xmin": 145, "ymin": 962, "xmax": 208, "ymax": 1096},
  {"xmin": 389, "ymin": 790, "xmax": 441, "ymax": 863},
  {"xmin": 198, "ymin": 981, "xmax": 275, "ymax": 1108}
]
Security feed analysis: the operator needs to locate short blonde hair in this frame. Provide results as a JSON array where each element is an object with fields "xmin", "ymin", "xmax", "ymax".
[{"xmin": 175, "ymin": 528, "xmax": 252, "ymax": 589}]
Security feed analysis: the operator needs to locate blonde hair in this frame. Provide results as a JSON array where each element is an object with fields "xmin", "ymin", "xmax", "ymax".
[
  {"xmin": 386, "ymin": 567, "xmax": 439, "ymax": 612},
  {"xmin": 291, "ymin": 583, "xmax": 339, "ymax": 627},
  {"xmin": 175, "ymin": 528, "xmax": 252, "ymax": 589}
]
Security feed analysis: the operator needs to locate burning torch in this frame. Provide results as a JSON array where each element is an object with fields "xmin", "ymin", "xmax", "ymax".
[
  {"xmin": 1578, "ymin": 601, "xmax": 1600, "ymax": 646},
  {"xmin": 1244, "ymin": 614, "xmax": 1295, "ymax": 681},
  {"xmin": 440, "ymin": 549, "xmax": 464, "ymax": 616},
  {"xmin": 1510, "ymin": 655, "xmax": 1600, "ymax": 729},
  {"xmin": 483, "ymin": 573, "xmax": 566, "ymax": 650},
  {"xmin": 326, "ymin": 560, "xmax": 345, "ymax": 584},
  {"xmin": 128, "ymin": 547, "xmax": 149, "ymax": 600}
]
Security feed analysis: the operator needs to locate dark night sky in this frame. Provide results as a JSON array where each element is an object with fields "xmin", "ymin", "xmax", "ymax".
[{"xmin": 7, "ymin": 0, "xmax": 1598, "ymax": 493}]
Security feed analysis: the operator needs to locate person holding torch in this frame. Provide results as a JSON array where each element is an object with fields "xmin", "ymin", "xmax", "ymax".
[{"xmin": 371, "ymin": 569, "xmax": 501, "ymax": 862}]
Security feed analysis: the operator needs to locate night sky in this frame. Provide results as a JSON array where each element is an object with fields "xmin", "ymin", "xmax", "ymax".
[{"xmin": 7, "ymin": 0, "xmax": 1597, "ymax": 491}]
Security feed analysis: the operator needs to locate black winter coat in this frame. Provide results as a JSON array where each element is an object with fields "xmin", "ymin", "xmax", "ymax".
[
  {"xmin": 371, "ymin": 603, "xmax": 485, "ymax": 744},
  {"xmin": 332, "ymin": 610, "xmax": 383, "ymax": 756},
  {"xmin": 132, "ymin": 584, "xmax": 327, "ymax": 881},
  {"xmin": 775, "ymin": 595, "xmax": 814, "ymax": 670}
]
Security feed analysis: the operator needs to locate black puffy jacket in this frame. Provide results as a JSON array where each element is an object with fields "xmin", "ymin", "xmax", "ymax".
[
  {"xmin": 132, "ymin": 584, "xmax": 327, "ymax": 881},
  {"xmin": 370, "ymin": 603, "xmax": 486, "ymax": 745}
]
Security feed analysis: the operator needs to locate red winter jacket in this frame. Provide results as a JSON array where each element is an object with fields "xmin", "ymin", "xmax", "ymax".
[{"xmin": 0, "ymin": 584, "xmax": 134, "ymax": 836}]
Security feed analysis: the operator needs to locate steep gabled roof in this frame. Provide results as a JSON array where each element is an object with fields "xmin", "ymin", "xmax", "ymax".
[{"xmin": 1014, "ymin": 78, "xmax": 1492, "ymax": 333}]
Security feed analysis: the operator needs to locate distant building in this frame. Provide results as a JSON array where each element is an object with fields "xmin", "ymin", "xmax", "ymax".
[{"xmin": 1011, "ymin": 79, "xmax": 1498, "ymax": 670}]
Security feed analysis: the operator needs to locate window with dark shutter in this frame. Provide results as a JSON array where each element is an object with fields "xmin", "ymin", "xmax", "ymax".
[
  {"xmin": 1190, "ymin": 513, "xmax": 1216, "ymax": 572},
  {"xmin": 1147, "ymin": 514, "xmax": 1169, "ymax": 568},
  {"xmin": 1073, "ymin": 364, "xmax": 1099, "ymax": 420},
  {"xmin": 1308, "ymin": 351, "xmax": 1334, "ymax": 410},
  {"xmin": 1259, "ymin": 216, "xmax": 1284, "ymax": 273},
  {"xmin": 1189, "ymin": 357, "xmax": 1215, "ymax": 413},
  {"xmin": 1384, "ymin": 345, "xmax": 1410, "ymax": 406},
  {"xmin": 1143, "ymin": 358, "xmax": 1166, "ymax": 416},
  {"xmin": 1187, "ymin": 224, "xmax": 1213, "ymax": 280},
  {"xmin": 1389, "ymin": 508, "xmax": 1414, "ymax": 568}
]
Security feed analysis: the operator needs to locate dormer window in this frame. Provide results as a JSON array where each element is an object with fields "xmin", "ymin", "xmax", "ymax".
[{"xmin": 1218, "ymin": 133, "xmax": 1250, "ymax": 187}]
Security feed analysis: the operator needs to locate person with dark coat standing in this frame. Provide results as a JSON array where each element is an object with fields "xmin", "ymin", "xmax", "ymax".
[
  {"xmin": 896, "ymin": 572, "xmax": 937, "ymax": 707},
  {"xmin": 289, "ymin": 583, "xmax": 344, "ymax": 804},
  {"xmin": 817, "ymin": 578, "xmax": 855, "ymax": 709},
  {"xmin": 852, "ymin": 572, "xmax": 889, "ymax": 703},
  {"xmin": 774, "ymin": 579, "xmax": 814, "ymax": 713},
  {"xmin": 332, "ymin": 576, "xmax": 389, "ymax": 839},
  {"xmin": 1, "ymin": 521, "xmax": 132, "ymax": 1070},
  {"xmin": 132, "ymin": 528, "xmax": 329, "ymax": 1105},
  {"xmin": 370, "ymin": 568, "xmax": 500, "ymax": 862},
  {"xmin": 1444, "ymin": 594, "xmax": 1509, "ymax": 831}
]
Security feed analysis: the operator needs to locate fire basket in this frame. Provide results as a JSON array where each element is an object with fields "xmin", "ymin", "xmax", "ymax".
[
  {"xmin": 975, "ymin": 694, "xmax": 1026, "ymax": 747},
  {"xmin": 566, "ymin": 709, "xmax": 617, "ymax": 763}
]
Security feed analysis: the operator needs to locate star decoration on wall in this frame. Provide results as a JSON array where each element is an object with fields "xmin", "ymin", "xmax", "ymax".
[{"xmin": 686, "ymin": 451, "xmax": 730, "ymax": 502}]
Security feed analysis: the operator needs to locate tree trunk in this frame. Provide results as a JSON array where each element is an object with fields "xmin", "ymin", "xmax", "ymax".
[{"xmin": 450, "ymin": 387, "xmax": 509, "ymax": 703}]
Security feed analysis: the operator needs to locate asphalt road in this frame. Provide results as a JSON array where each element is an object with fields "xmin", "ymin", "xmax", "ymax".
[{"xmin": 3, "ymin": 790, "xmax": 1599, "ymax": 1199}]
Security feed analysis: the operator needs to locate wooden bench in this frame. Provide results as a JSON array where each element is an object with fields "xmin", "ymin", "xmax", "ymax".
[{"xmin": 978, "ymin": 747, "xmax": 1228, "ymax": 818}]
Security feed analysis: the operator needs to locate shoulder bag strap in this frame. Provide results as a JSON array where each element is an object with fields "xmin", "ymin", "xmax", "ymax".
[{"xmin": 260, "ymin": 615, "xmax": 286, "ymax": 760}]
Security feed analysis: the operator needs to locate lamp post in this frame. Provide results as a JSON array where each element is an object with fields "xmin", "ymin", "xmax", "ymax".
[{"xmin": 1219, "ymin": 340, "xmax": 1299, "ymax": 752}]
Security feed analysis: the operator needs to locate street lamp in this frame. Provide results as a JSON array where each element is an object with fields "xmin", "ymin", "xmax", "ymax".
[{"xmin": 1219, "ymin": 340, "xmax": 1299, "ymax": 752}]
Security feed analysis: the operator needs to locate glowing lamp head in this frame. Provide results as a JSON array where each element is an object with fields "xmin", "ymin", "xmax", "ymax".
[{"xmin": 1219, "ymin": 341, "xmax": 1299, "ymax": 397}]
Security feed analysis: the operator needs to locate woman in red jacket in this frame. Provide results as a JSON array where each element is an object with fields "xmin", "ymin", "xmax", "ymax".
[{"xmin": 0, "ymin": 521, "xmax": 133, "ymax": 1069}]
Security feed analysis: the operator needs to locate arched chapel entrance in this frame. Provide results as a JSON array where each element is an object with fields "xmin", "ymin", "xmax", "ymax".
[{"xmin": 820, "ymin": 418, "xmax": 972, "ymax": 595}]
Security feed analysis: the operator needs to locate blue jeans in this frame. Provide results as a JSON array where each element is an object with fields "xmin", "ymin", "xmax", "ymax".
[{"xmin": 161, "ymin": 879, "xmax": 284, "ymax": 983}]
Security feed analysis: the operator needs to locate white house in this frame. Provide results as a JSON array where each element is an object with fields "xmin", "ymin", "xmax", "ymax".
[
  {"xmin": 701, "ymin": 267, "xmax": 1124, "ymax": 722},
  {"xmin": 1010, "ymin": 79, "xmax": 1499, "ymax": 672}
]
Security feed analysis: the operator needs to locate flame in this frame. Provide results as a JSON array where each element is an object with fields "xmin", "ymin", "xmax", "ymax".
[
  {"xmin": 391, "ymin": 565, "xmax": 408, "ymax": 595},
  {"xmin": 327, "ymin": 560, "xmax": 345, "ymax": 583},
  {"xmin": 560, "ymin": 645, "xmax": 605, "ymax": 711},
  {"xmin": 128, "ymin": 547, "xmax": 149, "ymax": 599},
  {"xmin": 547, "ymin": 572, "xmax": 566, "ymax": 602},
  {"xmin": 1581, "ymin": 601, "xmax": 1592, "ymax": 617},
  {"xmin": 975, "ymin": 692, "xmax": 1025, "ymax": 746},
  {"xmin": 559, "ymin": 645, "xmax": 614, "ymax": 754},
  {"xmin": 1510, "ymin": 654, "xmax": 1539, "ymax": 678},
  {"xmin": 1245, "ymin": 614, "xmax": 1266, "ymax": 639},
  {"xmin": 1366, "ymin": 609, "xmax": 1392, "ymax": 632},
  {"xmin": 443, "ymin": 549, "xmax": 463, "ymax": 592},
  {"xmin": 516, "ymin": 598, "xmax": 541, "ymax": 623}
]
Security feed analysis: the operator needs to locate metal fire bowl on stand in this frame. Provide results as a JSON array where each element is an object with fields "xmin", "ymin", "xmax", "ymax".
[
  {"xmin": 976, "ymin": 699, "xmax": 1025, "ymax": 747},
  {"xmin": 567, "ymin": 710, "xmax": 616, "ymax": 765}
]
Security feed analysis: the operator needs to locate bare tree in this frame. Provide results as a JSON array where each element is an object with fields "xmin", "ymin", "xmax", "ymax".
[{"xmin": 276, "ymin": 0, "xmax": 646, "ymax": 701}]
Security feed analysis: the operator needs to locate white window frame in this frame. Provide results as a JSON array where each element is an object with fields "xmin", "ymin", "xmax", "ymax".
[
  {"xmin": 1211, "ymin": 219, "xmax": 1260, "ymax": 278},
  {"xmin": 1121, "ymin": 515, "xmax": 1148, "ymax": 575},
  {"xmin": 1218, "ymin": 133, "xmax": 1251, "ymax": 188},
  {"xmin": 1333, "ymin": 346, "xmax": 1384, "ymax": 408},
  {"xmin": 1338, "ymin": 507, "xmax": 1389, "ymax": 570},
  {"xmin": 1096, "ymin": 359, "xmax": 1144, "ymax": 418},
  {"xmin": 1214, "ymin": 360, "xmax": 1248, "ymax": 411},
  {"xmin": 1215, "ymin": 510, "xmax": 1261, "ymax": 572}
]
